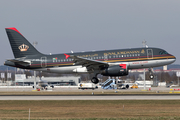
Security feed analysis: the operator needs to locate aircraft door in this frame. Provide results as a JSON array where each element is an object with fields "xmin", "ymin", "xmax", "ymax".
[
  {"xmin": 41, "ymin": 57, "xmax": 47, "ymax": 67},
  {"xmin": 147, "ymin": 49, "xmax": 153, "ymax": 59},
  {"xmin": 104, "ymin": 54, "xmax": 108, "ymax": 61}
]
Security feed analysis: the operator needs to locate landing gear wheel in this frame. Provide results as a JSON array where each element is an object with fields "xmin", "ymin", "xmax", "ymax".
[
  {"xmin": 148, "ymin": 68, "xmax": 154, "ymax": 79},
  {"xmin": 91, "ymin": 77, "xmax": 99, "ymax": 84},
  {"xmin": 149, "ymin": 74, "xmax": 154, "ymax": 79},
  {"xmin": 126, "ymin": 84, "xmax": 129, "ymax": 89}
]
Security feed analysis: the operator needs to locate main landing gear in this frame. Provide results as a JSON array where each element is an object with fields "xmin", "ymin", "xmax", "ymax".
[
  {"xmin": 91, "ymin": 72, "xmax": 99, "ymax": 84},
  {"xmin": 149, "ymin": 68, "xmax": 154, "ymax": 79}
]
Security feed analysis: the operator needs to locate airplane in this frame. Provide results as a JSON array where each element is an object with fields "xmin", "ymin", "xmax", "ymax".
[
  {"xmin": 33, "ymin": 79, "xmax": 54, "ymax": 90},
  {"xmin": 4, "ymin": 27, "xmax": 176, "ymax": 84}
]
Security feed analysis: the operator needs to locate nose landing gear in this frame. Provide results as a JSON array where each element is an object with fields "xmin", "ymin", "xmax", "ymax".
[
  {"xmin": 149, "ymin": 68, "xmax": 154, "ymax": 79},
  {"xmin": 149, "ymin": 74, "xmax": 154, "ymax": 79}
]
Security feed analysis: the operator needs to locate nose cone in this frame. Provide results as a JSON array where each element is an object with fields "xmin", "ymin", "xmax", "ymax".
[
  {"xmin": 173, "ymin": 56, "xmax": 176, "ymax": 62},
  {"xmin": 170, "ymin": 54, "xmax": 176, "ymax": 64}
]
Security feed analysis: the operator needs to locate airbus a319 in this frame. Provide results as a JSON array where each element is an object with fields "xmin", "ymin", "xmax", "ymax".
[{"xmin": 4, "ymin": 27, "xmax": 176, "ymax": 84}]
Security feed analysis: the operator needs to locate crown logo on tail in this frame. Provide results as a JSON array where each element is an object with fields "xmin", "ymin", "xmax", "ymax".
[{"xmin": 18, "ymin": 44, "xmax": 29, "ymax": 52}]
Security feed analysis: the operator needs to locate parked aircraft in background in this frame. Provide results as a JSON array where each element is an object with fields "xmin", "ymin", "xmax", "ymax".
[
  {"xmin": 33, "ymin": 79, "xmax": 54, "ymax": 90},
  {"xmin": 4, "ymin": 27, "xmax": 176, "ymax": 84}
]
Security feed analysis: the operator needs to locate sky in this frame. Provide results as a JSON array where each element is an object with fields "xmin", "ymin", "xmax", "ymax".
[{"xmin": 0, "ymin": 0, "xmax": 180, "ymax": 65}]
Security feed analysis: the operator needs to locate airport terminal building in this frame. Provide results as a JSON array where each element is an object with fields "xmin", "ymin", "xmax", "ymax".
[{"xmin": 15, "ymin": 74, "xmax": 80, "ymax": 86}]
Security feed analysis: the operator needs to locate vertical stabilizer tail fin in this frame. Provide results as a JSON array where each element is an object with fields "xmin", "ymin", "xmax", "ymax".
[{"xmin": 5, "ymin": 27, "xmax": 42, "ymax": 58}]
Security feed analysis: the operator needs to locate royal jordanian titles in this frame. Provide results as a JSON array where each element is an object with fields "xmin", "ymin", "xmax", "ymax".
[{"xmin": 4, "ymin": 27, "xmax": 176, "ymax": 84}]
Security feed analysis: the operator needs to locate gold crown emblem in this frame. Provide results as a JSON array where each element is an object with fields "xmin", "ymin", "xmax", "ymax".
[
  {"xmin": 18, "ymin": 44, "xmax": 29, "ymax": 52},
  {"xmin": 141, "ymin": 49, "xmax": 145, "ymax": 54}
]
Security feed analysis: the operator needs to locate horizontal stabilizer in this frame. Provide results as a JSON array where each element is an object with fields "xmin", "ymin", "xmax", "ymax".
[{"xmin": 7, "ymin": 59, "xmax": 30, "ymax": 66}]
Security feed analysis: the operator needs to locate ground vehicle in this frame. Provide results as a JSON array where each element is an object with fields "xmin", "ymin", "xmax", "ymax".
[
  {"xmin": 117, "ymin": 84, "xmax": 129, "ymax": 89},
  {"xmin": 78, "ymin": 83, "xmax": 98, "ymax": 90},
  {"xmin": 130, "ymin": 84, "xmax": 138, "ymax": 89}
]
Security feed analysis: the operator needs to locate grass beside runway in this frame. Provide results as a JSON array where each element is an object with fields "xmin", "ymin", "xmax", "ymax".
[{"xmin": 0, "ymin": 100, "xmax": 180, "ymax": 120}]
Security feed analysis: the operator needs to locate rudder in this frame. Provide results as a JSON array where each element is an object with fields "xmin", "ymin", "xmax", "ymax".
[{"xmin": 5, "ymin": 27, "xmax": 42, "ymax": 58}]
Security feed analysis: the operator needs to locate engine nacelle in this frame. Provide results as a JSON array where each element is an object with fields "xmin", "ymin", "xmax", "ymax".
[{"xmin": 101, "ymin": 64, "xmax": 128, "ymax": 76}]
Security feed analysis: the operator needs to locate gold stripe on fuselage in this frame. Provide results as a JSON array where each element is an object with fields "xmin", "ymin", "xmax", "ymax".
[
  {"xmin": 104, "ymin": 55, "xmax": 175, "ymax": 63},
  {"xmin": 31, "ymin": 55, "xmax": 174, "ymax": 67}
]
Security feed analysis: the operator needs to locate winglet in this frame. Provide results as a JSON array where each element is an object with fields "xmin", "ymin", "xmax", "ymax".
[
  {"xmin": 64, "ymin": 54, "xmax": 70, "ymax": 59},
  {"xmin": 119, "ymin": 64, "xmax": 126, "ymax": 69}
]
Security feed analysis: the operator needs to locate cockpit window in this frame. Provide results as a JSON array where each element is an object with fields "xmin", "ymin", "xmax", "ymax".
[{"xmin": 159, "ymin": 51, "xmax": 169, "ymax": 55}]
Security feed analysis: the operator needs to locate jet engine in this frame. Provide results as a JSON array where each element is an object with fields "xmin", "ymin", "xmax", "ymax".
[{"xmin": 101, "ymin": 64, "xmax": 128, "ymax": 76}]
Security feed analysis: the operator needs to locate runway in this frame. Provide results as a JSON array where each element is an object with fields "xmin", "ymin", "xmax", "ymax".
[
  {"xmin": 1, "ymin": 86, "xmax": 180, "ymax": 100},
  {"xmin": 1, "ymin": 95, "xmax": 180, "ymax": 100}
]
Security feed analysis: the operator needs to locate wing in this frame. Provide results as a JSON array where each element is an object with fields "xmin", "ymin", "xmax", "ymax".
[{"xmin": 64, "ymin": 54, "xmax": 109, "ymax": 71}]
